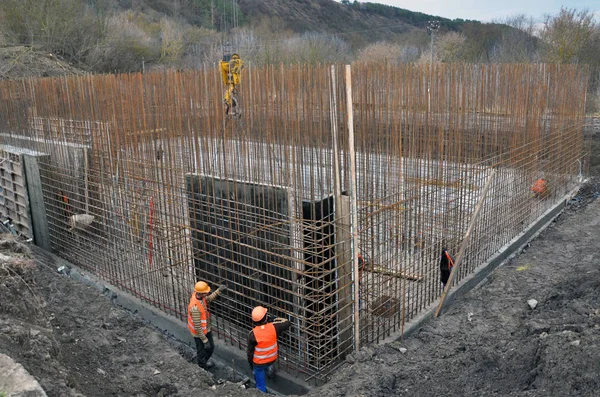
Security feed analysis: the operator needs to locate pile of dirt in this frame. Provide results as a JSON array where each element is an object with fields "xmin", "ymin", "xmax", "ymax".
[
  {"xmin": 0, "ymin": 234, "xmax": 261, "ymax": 397},
  {"xmin": 0, "ymin": 236, "xmax": 38, "ymax": 319},
  {"xmin": 0, "ymin": 45, "xmax": 86, "ymax": 80}
]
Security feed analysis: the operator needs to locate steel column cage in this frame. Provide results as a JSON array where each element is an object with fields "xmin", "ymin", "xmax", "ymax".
[{"xmin": 0, "ymin": 63, "xmax": 588, "ymax": 382}]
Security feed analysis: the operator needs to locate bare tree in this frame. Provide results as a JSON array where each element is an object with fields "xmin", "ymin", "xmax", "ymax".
[
  {"xmin": 0, "ymin": 0, "xmax": 108, "ymax": 66},
  {"xmin": 281, "ymin": 33, "xmax": 350, "ymax": 65},
  {"xmin": 357, "ymin": 41, "xmax": 420, "ymax": 64},
  {"xmin": 540, "ymin": 8, "xmax": 598, "ymax": 64},
  {"xmin": 490, "ymin": 14, "xmax": 539, "ymax": 63},
  {"xmin": 180, "ymin": 26, "xmax": 221, "ymax": 68},
  {"xmin": 419, "ymin": 31, "xmax": 467, "ymax": 63},
  {"xmin": 159, "ymin": 17, "xmax": 185, "ymax": 64},
  {"xmin": 86, "ymin": 12, "xmax": 159, "ymax": 72}
]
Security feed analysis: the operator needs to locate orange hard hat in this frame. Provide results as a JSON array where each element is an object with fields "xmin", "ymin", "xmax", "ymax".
[
  {"xmin": 531, "ymin": 178, "xmax": 549, "ymax": 195},
  {"xmin": 194, "ymin": 281, "xmax": 210, "ymax": 294},
  {"xmin": 252, "ymin": 306, "xmax": 268, "ymax": 322}
]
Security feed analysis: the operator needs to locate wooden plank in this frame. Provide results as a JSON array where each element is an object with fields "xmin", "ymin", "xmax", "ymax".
[
  {"xmin": 365, "ymin": 264, "xmax": 424, "ymax": 281},
  {"xmin": 23, "ymin": 154, "xmax": 50, "ymax": 248},
  {"xmin": 434, "ymin": 169, "xmax": 496, "ymax": 318}
]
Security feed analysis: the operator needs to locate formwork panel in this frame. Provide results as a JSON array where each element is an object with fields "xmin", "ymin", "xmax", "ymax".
[
  {"xmin": 186, "ymin": 175, "xmax": 343, "ymax": 372},
  {"xmin": 0, "ymin": 147, "xmax": 34, "ymax": 238},
  {"xmin": 186, "ymin": 175, "xmax": 294, "ymax": 318}
]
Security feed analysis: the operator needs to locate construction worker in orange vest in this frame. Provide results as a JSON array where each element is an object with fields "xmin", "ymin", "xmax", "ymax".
[
  {"xmin": 247, "ymin": 306, "xmax": 290, "ymax": 392},
  {"xmin": 188, "ymin": 280, "xmax": 226, "ymax": 370},
  {"xmin": 532, "ymin": 178, "xmax": 550, "ymax": 199}
]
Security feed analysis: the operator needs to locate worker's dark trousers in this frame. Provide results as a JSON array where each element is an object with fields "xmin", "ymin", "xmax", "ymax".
[{"xmin": 195, "ymin": 332, "xmax": 214, "ymax": 369}]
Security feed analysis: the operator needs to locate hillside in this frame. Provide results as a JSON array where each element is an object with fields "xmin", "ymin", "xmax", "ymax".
[
  {"xmin": 0, "ymin": 46, "xmax": 85, "ymax": 79},
  {"xmin": 0, "ymin": 0, "xmax": 596, "ymax": 95},
  {"xmin": 235, "ymin": 0, "xmax": 476, "ymax": 47},
  {"xmin": 0, "ymin": 0, "xmax": 515, "ymax": 74},
  {"xmin": 131, "ymin": 0, "xmax": 476, "ymax": 34}
]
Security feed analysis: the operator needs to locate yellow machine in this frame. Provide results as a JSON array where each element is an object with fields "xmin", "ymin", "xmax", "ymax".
[{"xmin": 219, "ymin": 53, "xmax": 243, "ymax": 117}]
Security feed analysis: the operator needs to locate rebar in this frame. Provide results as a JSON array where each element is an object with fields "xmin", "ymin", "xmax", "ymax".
[{"xmin": 0, "ymin": 62, "xmax": 588, "ymax": 383}]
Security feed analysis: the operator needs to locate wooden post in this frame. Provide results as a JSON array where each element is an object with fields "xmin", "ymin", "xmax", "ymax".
[
  {"xmin": 331, "ymin": 65, "xmax": 353, "ymax": 355},
  {"xmin": 345, "ymin": 64, "xmax": 360, "ymax": 350},
  {"xmin": 83, "ymin": 147, "xmax": 89, "ymax": 213},
  {"xmin": 434, "ymin": 169, "xmax": 496, "ymax": 317}
]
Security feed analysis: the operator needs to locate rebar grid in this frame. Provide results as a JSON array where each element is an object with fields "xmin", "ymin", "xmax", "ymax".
[{"xmin": 0, "ymin": 63, "xmax": 588, "ymax": 383}]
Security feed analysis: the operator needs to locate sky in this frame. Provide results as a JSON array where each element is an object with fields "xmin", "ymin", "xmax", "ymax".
[{"xmin": 357, "ymin": 1, "xmax": 599, "ymax": 22}]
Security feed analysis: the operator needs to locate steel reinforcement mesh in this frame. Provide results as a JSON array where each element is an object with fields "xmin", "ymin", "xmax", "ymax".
[{"xmin": 0, "ymin": 63, "xmax": 588, "ymax": 383}]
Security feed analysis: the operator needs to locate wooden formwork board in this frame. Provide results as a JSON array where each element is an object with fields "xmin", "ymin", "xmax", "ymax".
[{"xmin": 0, "ymin": 147, "xmax": 33, "ymax": 238}]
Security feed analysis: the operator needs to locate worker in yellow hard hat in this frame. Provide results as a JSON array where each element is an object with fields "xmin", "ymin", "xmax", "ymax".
[
  {"xmin": 247, "ymin": 306, "xmax": 290, "ymax": 392},
  {"xmin": 187, "ymin": 280, "xmax": 227, "ymax": 370},
  {"xmin": 219, "ymin": 53, "xmax": 243, "ymax": 116}
]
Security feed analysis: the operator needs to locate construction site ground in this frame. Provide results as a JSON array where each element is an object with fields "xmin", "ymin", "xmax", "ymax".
[{"xmin": 1, "ymin": 118, "xmax": 599, "ymax": 397}]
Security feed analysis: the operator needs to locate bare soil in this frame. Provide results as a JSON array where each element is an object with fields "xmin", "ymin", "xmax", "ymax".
[
  {"xmin": 0, "ymin": 237, "xmax": 261, "ymax": 397},
  {"xmin": 1, "ymin": 118, "xmax": 599, "ymax": 397}
]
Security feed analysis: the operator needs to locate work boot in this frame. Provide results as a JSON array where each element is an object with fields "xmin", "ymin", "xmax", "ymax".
[{"xmin": 205, "ymin": 359, "xmax": 215, "ymax": 369}]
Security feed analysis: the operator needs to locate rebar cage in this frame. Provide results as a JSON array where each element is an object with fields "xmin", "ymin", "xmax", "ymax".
[{"xmin": 0, "ymin": 63, "xmax": 588, "ymax": 383}]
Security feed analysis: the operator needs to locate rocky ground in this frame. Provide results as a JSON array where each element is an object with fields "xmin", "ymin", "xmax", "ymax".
[{"xmin": 1, "ymin": 118, "xmax": 599, "ymax": 397}]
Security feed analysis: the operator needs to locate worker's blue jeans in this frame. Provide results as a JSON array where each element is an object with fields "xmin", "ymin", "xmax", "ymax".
[
  {"xmin": 253, "ymin": 363, "xmax": 276, "ymax": 392},
  {"xmin": 253, "ymin": 365, "xmax": 267, "ymax": 392}
]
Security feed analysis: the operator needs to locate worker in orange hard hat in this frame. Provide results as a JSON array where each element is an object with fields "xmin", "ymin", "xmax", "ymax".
[
  {"xmin": 188, "ymin": 280, "xmax": 227, "ymax": 370},
  {"xmin": 532, "ymin": 178, "xmax": 550, "ymax": 199},
  {"xmin": 247, "ymin": 306, "xmax": 290, "ymax": 392}
]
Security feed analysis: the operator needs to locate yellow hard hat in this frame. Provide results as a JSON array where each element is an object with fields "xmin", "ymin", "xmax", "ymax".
[
  {"xmin": 252, "ymin": 306, "xmax": 268, "ymax": 322},
  {"xmin": 194, "ymin": 281, "xmax": 210, "ymax": 294}
]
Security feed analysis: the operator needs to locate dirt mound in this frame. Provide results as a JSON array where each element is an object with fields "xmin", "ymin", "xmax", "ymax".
[
  {"xmin": 0, "ymin": 45, "xmax": 86, "ymax": 79},
  {"xmin": 0, "ymin": 234, "xmax": 261, "ymax": 396},
  {"xmin": 0, "ymin": 235, "xmax": 40, "ymax": 321},
  {"xmin": 0, "ymin": 235, "xmax": 71, "ymax": 396}
]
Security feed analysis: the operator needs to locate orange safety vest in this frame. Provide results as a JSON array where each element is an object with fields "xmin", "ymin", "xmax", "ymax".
[
  {"xmin": 187, "ymin": 294, "xmax": 210, "ymax": 336},
  {"xmin": 252, "ymin": 323, "xmax": 278, "ymax": 365},
  {"xmin": 444, "ymin": 251, "xmax": 454, "ymax": 269}
]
